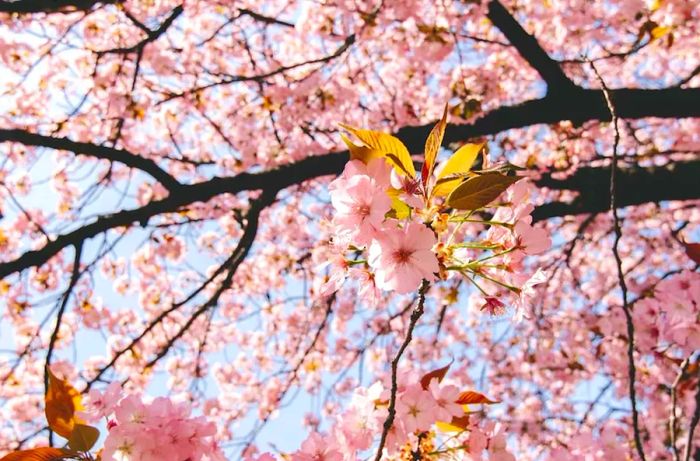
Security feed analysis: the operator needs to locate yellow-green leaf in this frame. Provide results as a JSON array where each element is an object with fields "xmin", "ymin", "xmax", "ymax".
[
  {"xmin": 338, "ymin": 123, "xmax": 415, "ymax": 177},
  {"xmin": 68, "ymin": 424, "xmax": 100, "ymax": 452},
  {"xmin": 386, "ymin": 189, "xmax": 411, "ymax": 220},
  {"xmin": 45, "ymin": 368, "xmax": 84, "ymax": 439},
  {"xmin": 0, "ymin": 447, "xmax": 66, "ymax": 461},
  {"xmin": 446, "ymin": 173, "xmax": 521, "ymax": 211},
  {"xmin": 422, "ymin": 104, "xmax": 448, "ymax": 188},
  {"xmin": 339, "ymin": 133, "xmax": 384, "ymax": 164},
  {"xmin": 432, "ymin": 142, "xmax": 485, "ymax": 197}
]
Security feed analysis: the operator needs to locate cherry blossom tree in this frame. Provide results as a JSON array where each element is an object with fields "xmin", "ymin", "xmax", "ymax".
[{"xmin": 0, "ymin": 0, "xmax": 698, "ymax": 460}]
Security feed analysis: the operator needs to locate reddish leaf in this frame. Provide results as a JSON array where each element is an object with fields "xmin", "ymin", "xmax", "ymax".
[
  {"xmin": 683, "ymin": 242, "xmax": 700, "ymax": 265},
  {"xmin": 422, "ymin": 103, "xmax": 448, "ymax": 189},
  {"xmin": 419, "ymin": 363, "xmax": 451, "ymax": 390},
  {"xmin": 455, "ymin": 390, "xmax": 499, "ymax": 405},
  {"xmin": 0, "ymin": 448, "xmax": 66, "ymax": 461}
]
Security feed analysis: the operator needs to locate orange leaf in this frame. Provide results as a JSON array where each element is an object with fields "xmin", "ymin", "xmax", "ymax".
[
  {"xmin": 683, "ymin": 242, "xmax": 700, "ymax": 265},
  {"xmin": 455, "ymin": 390, "xmax": 499, "ymax": 405},
  {"xmin": 0, "ymin": 448, "xmax": 66, "ymax": 461},
  {"xmin": 422, "ymin": 104, "xmax": 448, "ymax": 189},
  {"xmin": 45, "ymin": 368, "xmax": 84, "ymax": 439},
  {"xmin": 419, "ymin": 363, "xmax": 451, "ymax": 390}
]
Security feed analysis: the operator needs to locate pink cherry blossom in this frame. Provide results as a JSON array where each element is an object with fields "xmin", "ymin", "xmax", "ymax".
[
  {"xmin": 514, "ymin": 218, "xmax": 551, "ymax": 255},
  {"xmin": 368, "ymin": 221, "xmax": 439, "ymax": 293},
  {"xmin": 395, "ymin": 383, "xmax": 438, "ymax": 434},
  {"xmin": 82, "ymin": 381, "xmax": 122, "ymax": 422},
  {"xmin": 330, "ymin": 174, "xmax": 392, "ymax": 245},
  {"xmin": 427, "ymin": 380, "xmax": 464, "ymax": 422},
  {"xmin": 291, "ymin": 432, "xmax": 343, "ymax": 461}
]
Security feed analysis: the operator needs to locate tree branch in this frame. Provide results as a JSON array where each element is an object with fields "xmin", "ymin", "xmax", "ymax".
[
  {"xmin": 390, "ymin": 87, "xmax": 700, "ymax": 152},
  {"xmin": 685, "ymin": 381, "xmax": 700, "ymax": 461},
  {"xmin": 0, "ymin": 0, "xmax": 118, "ymax": 14},
  {"xmin": 0, "ymin": 128, "xmax": 181, "ymax": 191},
  {"xmin": 140, "ymin": 190, "xmax": 275, "ymax": 371},
  {"xmin": 532, "ymin": 160, "xmax": 700, "ymax": 221},
  {"xmin": 374, "ymin": 280, "xmax": 430, "ymax": 461},
  {"xmin": 0, "ymin": 153, "xmax": 340, "ymax": 281},
  {"xmin": 96, "ymin": 4, "xmax": 184, "ymax": 55},
  {"xmin": 590, "ymin": 60, "xmax": 646, "ymax": 461},
  {"xmin": 486, "ymin": 0, "xmax": 576, "ymax": 92},
  {"xmin": 237, "ymin": 7, "xmax": 295, "ymax": 28},
  {"xmin": 0, "ymin": 146, "xmax": 697, "ymax": 282},
  {"xmin": 670, "ymin": 358, "xmax": 690, "ymax": 461},
  {"xmin": 44, "ymin": 241, "xmax": 83, "ymax": 447}
]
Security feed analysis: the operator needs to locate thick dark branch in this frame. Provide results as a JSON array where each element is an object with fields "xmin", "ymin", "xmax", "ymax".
[
  {"xmin": 0, "ymin": 0, "xmax": 117, "ymax": 13},
  {"xmin": 486, "ymin": 0, "xmax": 576, "ymax": 92},
  {"xmin": 394, "ymin": 87, "xmax": 700, "ymax": 150},
  {"xmin": 533, "ymin": 160, "xmax": 700, "ymax": 221},
  {"xmin": 0, "ymin": 152, "xmax": 346, "ymax": 281},
  {"xmin": 0, "ymin": 128, "xmax": 181, "ymax": 191},
  {"xmin": 0, "ymin": 151, "xmax": 697, "ymax": 280}
]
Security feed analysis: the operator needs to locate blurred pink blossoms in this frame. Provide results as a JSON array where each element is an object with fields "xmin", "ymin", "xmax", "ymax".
[{"xmin": 82, "ymin": 385, "xmax": 225, "ymax": 461}]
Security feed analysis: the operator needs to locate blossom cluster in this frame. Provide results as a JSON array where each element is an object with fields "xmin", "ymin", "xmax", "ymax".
[
  {"xmin": 246, "ymin": 369, "xmax": 514, "ymax": 461},
  {"xmin": 83, "ymin": 383, "xmax": 225, "ymax": 461},
  {"xmin": 324, "ymin": 125, "xmax": 551, "ymax": 319},
  {"xmin": 603, "ymin": 269, "xmax": 700, "ymax": 353}
]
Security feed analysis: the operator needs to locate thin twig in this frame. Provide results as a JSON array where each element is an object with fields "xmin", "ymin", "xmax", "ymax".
[
  {"xmin": 683, "ymin": 380, "xmax": 700, "ymax": 461},
  {"xmin": 589, "ymin": 60, "xmax": 646, "ymax": 461},
  {"xmin": 373, "ymin": 279, "xmax": 430, "ymax": 461},
  {"xmin": 670, "ymin": 358, "xmax": 690, "ymax": 461}
]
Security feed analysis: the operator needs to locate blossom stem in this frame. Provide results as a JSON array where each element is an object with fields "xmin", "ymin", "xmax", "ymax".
[
  {"xmin": 446, "ymin": 210, "xmax": 473, "ymax": 247},
  {"xmin": 345, "ymin": 258, "xmax": 367, "ymax": 266},
  {"xmin": 475, "ymin": 246, "xmax": 515, "ymax": 263},
  {"xmin": 450, "ymin": 242, "xmax": 502, "ymax": 250},
  {"xmin": 448, "ymin": 217, "xmax": 514, "ymax": 229},
  {"xmin": 467, "ymin": 269, "xmax": 520, "ymax": 293},
  {"xmin": 464, "ymin": 275, "xmax": 490, "ymax": 297}
]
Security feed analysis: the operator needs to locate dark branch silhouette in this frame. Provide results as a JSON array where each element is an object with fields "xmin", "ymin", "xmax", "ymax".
[
  {"xmin": 0, "ymin": 0, "xmax": 117, "ymax": 14},
  {"xmin": 0, "ymin": 128, "xmax": 181, "ymax": 191}
]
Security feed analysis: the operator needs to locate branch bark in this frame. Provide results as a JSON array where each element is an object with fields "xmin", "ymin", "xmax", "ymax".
[
  {"xmin": 532, "ymin": 160, "xmax": 700, "ymax": 221},
  {"xmin": 0, "ymin": 128, "xmax": 181, "ymax": 191},
  {"xmin": 0, "ymin": 0, "xmax": 698, "ymax": 282},
  {"xmin": 0, "ymin": 0, "xmax": 117, "ymax": 14},
  {"xmin": 486, "ymin": 0, "xmax": 577, "ymax": 92}
]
